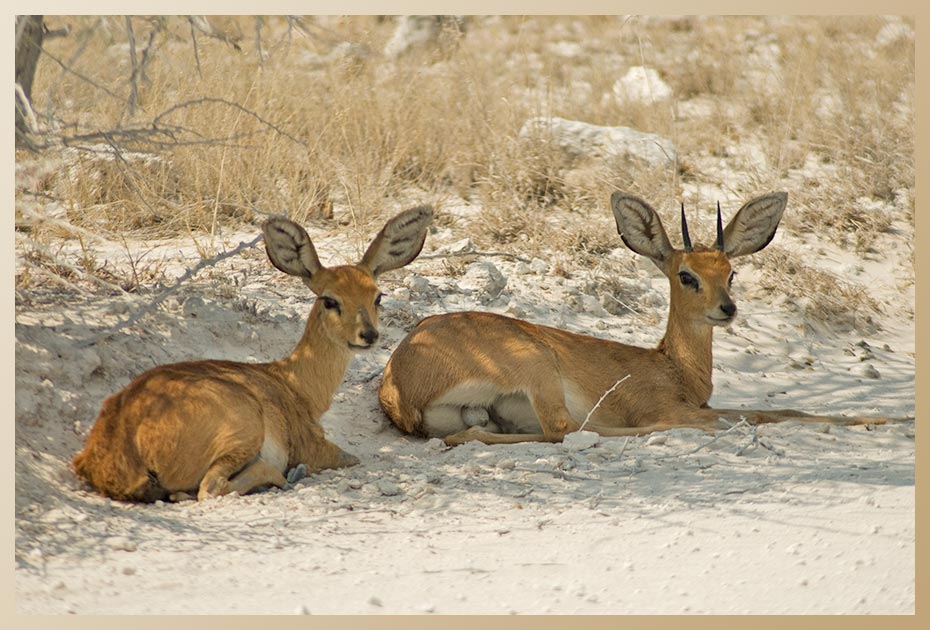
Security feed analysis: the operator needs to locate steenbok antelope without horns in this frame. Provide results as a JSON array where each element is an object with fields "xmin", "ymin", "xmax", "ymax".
[
  {"xmin": 378, "ymin": 192, "xmax": 903, "ymax": 445},
  {"xmin": 73, "ymin": 205, "xmax": 433, "ymax": 501}
]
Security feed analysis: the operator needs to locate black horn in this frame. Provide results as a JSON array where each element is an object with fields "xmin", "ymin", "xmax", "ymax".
[
  {"xmin": 716, "ymin": 201, "xmax": 724, "ymax": 251},
  {"xmin": 681, "ymin": 202, "xmax": 693, "ymax": 252}
]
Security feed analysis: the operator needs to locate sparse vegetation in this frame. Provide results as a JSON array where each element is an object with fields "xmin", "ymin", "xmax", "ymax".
[{"xmin": 15, "ymin": 15, "xmax": 914, "ymax": 331}]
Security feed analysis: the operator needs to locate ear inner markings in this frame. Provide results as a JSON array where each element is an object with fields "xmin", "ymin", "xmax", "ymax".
[{"xmin": 360, "ymin": 205, "xmax": 434, "ymax": 277}]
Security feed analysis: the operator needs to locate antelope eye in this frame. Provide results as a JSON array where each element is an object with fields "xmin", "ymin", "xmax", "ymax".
[
  {"xmin": 374, "ymin": 293, "xmax": 383, "ymax": 308},
  {"xmin": 728, "ymin": 271, "xmax": 736, "ymax": 286},
  {"xmin": 678, "ymin": 271, "xmax": 698, "ymax": 289},
  {"xmin": 321, "ymin": 297, "xmax": 341, "ymax": 312}
]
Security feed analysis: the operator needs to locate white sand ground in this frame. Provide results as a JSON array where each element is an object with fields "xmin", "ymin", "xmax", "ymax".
[{"xmin": 14, "ymin": 199, "xmax": 914, "ymax": 614}]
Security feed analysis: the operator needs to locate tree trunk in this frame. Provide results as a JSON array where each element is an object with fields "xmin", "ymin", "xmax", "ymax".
[{"xmin": 15, "ymin": 15, "xmax": 44, "ymax": 143}]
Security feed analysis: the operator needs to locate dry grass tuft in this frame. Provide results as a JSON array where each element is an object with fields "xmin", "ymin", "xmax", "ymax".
[
  {"xmin": 16, "ymin": 15, "xmax": 913, "ymax": 333},
  {"xmin": 755, "ymin": 246, "xmax": 884, "ymax": 332}
]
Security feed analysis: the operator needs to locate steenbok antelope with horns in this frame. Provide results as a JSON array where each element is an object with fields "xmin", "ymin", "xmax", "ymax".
[
  {"xmin": 379, "ymin": 192, "xmax": 900, "ymax": 445},
  {"xmin": 73, "ymin": 205, "xmax": 433, "ymax": 501}
]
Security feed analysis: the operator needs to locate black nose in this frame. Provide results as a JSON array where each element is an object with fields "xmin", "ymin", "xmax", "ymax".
[
  {"xmin": 360, "ymin": 328, "xmax": 379, "ymax": 345},
  {"xmin": 720, "ymin": 302, "xmax": 737, "ymax": 318}
]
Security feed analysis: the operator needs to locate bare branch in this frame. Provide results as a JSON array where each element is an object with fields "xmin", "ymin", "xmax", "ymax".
[
  {"xmin": 38, "ymin": 46, "xmax": 127, "ymax": 104},
  {"xmin": 16, "ymin": 233, "xmax": 131, "ymax": 297},
  {"xmin": 125, "ymin": 17, "xmax": 139, "ymax": 116},
  {"xmin": 652, "ymin": 418, "xmax": 764, "ymax": 460},
  {"xmin": 189, "ymin": 19, "xmax": 203, "ymax": 78},
  {"xmin": 78, "ymin": 234, "xmax": 264, "ymax": 348},
  {"xmin": 579, "ymin": 375, "xmax": 631, "ymax": 431},
  {"xmin": 124, "ymin": 17, "xmax": 163, "ymax": 120},
  {"xmin": 15, "ymin": 83, "xmax": 40, "ymax": 135},
  {"xmin": 188, "ymin": 16, "xmax": 243, "ymax": 52},
  {"xmin": 418, "ymin": 251, "xmax": 533, "ymax": 263},
  {"xmin": 255, "ymin": 17, "xmax": 265, "ymax": 67},
  {"xmin": 152, "ymin": 97, "xmax": 308, "ymax": 149}
]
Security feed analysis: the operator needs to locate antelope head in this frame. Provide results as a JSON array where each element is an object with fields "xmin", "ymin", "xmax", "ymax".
[
  {"xmin": 611, "ymin": 192, "xmax": 787, "ymax": 328},
  {"xmin": 262, "ymin": 206, "xmax": 434, "ymax": 350}
]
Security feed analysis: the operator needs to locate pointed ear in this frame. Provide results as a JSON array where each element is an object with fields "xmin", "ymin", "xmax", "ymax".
[
  {"xmin": 610, "ymin": 192, "xmax": 675, "ymax": 271},
  {"xmin": 359, "ymin": 205, "xmax": 433, "ymax": 277},
  {"xmin": 723, "ymin": 192, "xmax": 787, "ymax": 258},
  {"xmin": 262, "ymin": 217, "xmax": 324, "ymax": 280}
]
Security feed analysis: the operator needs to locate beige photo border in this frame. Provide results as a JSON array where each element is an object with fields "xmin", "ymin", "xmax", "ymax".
[{"xmin": 5, "ymin": 1, "xmax": 925, "ymax": 628}]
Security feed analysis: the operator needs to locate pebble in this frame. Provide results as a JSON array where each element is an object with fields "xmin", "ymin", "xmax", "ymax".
[
  {"xmin": 461, "ymin": 261, "xmax": 507, "ymax": 302},
  {"xmin": 424, "ymin": 438, "xmax": 447, "ymax": 451},
  {"xmin": 529, "ymin": 258, "xmax": 549, "ymax": 274},
  {"xmin": 646, "ymin": 434, "xmax": 668, "ymax": 446},
  {"xmin": 377, "ymin": 480, "xmax": 402, "ymax": 496},
  {"xmin": 106, "ymin": 536, "xmax": 138, "ymax": 552},
  {"xmin": 562, "ymin": 430, "xmax": 600, "ymax": 451},
  {"xmin": 405, "ymin": 276, "xmax": 432, "ymax": 294}
]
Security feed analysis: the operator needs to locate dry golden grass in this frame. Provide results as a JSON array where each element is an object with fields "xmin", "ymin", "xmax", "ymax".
[{"xmin": 15, "ymin": 15, "xmax": 914, "ymax": 329}]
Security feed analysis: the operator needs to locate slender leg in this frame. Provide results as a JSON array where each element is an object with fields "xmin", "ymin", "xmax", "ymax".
[
  {"xmin": 444, "ymin": 427, "xmax": 552, "ymax": 446},
  {"xmin": 225, "ymin": 459, "xmax": 288, "ymax": 496},
  {"xmin": 197, "ymin": 457, "xmax": 286, "ymax": 501},
  {"xmin": 706, "ymin": 408, "xmax": 904, "ymax": 426}
]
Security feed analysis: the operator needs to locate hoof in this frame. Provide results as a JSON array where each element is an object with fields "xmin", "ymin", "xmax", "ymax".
[{"xmin": 286, "ymin": 463, "xmax": 308, "ymax": 485}]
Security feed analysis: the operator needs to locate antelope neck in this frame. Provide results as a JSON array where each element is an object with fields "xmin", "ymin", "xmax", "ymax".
[
  {"xmin": 274, "ymin": 303, "xmax": 353, "ymax": 404},
  {"xmin": 657, "ymin": 310, "xmax": 715, "ymax": 406}
]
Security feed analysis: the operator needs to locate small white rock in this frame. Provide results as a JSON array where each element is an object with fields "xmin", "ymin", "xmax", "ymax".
[
  {"xmin": 613, "ymin": 66, "xmax": 673, "ymax": 103},
  {"xmin": 645, "ymin": 434, "xmax": 668, "ymax": 446},
  {"xmin": 577, "ymin": 294, "xmax": 609, "ymax": 317},
  {"xmin": 530, "ymin": 258, "xmax": 549, "ymax": 275},
  {"xmin": 377, "ymin": 480, "xmax": 402, "ymax": 497},
  {"xmin": 405, "ymin": 275, "xmax": 432, "ymax": 294},
  {"xmin": 424, "ymin": 438, "xmax": 447, "ymax": 451},
  {"xmin": 460, "ymin": 261, "xmax": 507, "ymax": 302},
  {"xmin": 447, "ymin": 238, "xmax": 475, "ymax": 254},
  {"xmin": 562, "ymin": 430, "xmax": 600, "ymax": 451}
]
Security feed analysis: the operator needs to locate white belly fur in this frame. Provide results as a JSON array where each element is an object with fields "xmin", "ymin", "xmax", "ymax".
[
  {"xmin": 260, "ymin": 436, "xmax": 288, "ymax": 473},
  {"xmin": 429, "ymin": 378, "xmax": 590, "ymax": 435}
]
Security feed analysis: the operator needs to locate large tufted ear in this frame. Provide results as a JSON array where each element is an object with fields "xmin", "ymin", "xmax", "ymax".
[
  {"xmin": 722, "ymin": 192, "xmax": 787, "ymax": 258},
  {"xmin": 359, "ymin": 205, "xmax": 434, "ymax": 277},
  {"xmin": 610, "ymin": 192, "xmax": 675, "ymax": 273},
  {"xmin": 262, "ymin": 217, "xmax": 324, "ymax": 280}
]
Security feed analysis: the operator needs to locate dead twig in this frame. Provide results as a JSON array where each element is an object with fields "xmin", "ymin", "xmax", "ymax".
[
  {"xmin": 188, "ymin": 16, "xmax": 243, "ymax": 52},
  {"xmin": 152, "ymin": 98, "xmax": 308, "ymax": 149},
  {"xmin": 735, "ymin": 423, "xmax": 786, "ymax": 457},
  {"xmin": 418, "ymin": 251, "xmax": 533, "ymax": 263},
  {"xmin": 653, "ymin": 418, "xmax": 753, "ymax": 460},
  {"xmin": 77, "ymin": 235, "xmax": 263, "ymax": 348},
  {"xmin": 16, "ymin": 233, "xmax": 131, "ymax": 297},
  {"xmin": 579, "ymin": 375, "xmax": 631, "ymax": 431}
]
